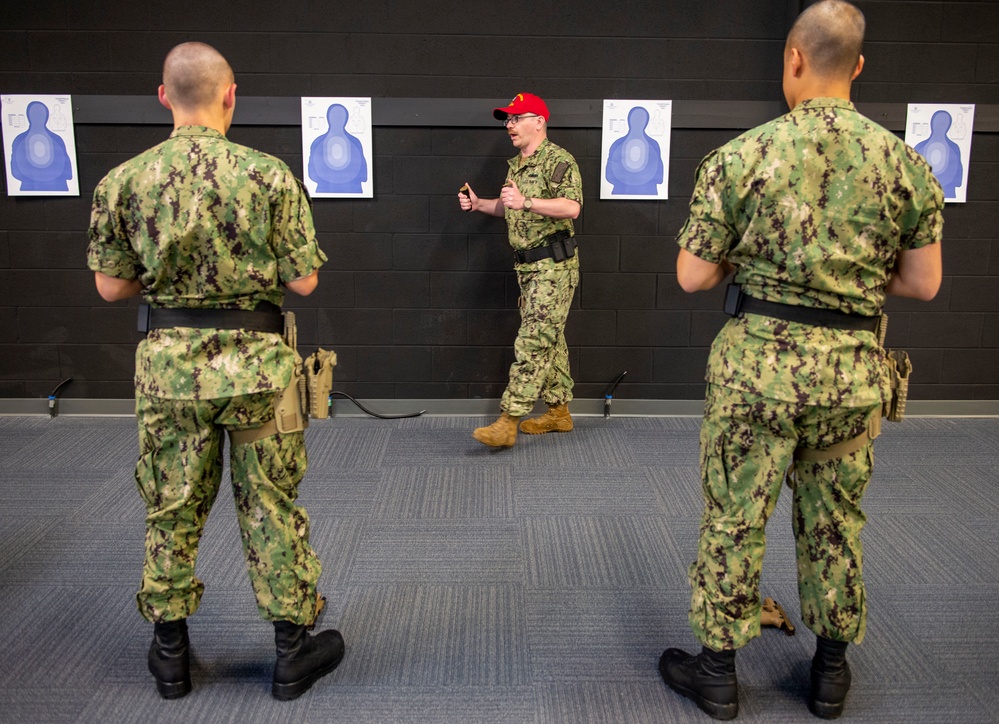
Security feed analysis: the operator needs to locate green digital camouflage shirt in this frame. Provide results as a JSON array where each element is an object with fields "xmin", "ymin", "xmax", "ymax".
[
  {"xmin": 677, "ymin": 97, "xmax": 944, "ymax": 407},
  {"xmin": 87, "ymin": 126, "xmax": 327, "ymax": 400},
  {"xmin": 504, "ymin": 138, "xmax": 583, "ymax": 252}
]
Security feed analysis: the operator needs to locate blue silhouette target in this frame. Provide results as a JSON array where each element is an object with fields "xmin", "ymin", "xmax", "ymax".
[
  {"xmin": 905, "ymin": 103, "xmax": 975, "ymax": 204},
  {"xmin": 305, "ymin": 102, "xmax": 369, "ymax": 196},
  {"xmin": 600, "ymin": 100, "xmax": 671, "ymax": 200},
  {"xmin": 914, "ymin": 110, "xmax": 963, "ymax": 199},
  {"xmin": 4, "ymin": 98, "xmax": 78, "ymax": 195},
  {"xmin": 605, "ymin": 106, "xmax": 663, "ymax": 195}
]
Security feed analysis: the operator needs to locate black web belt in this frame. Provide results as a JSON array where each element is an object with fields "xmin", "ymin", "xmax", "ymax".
[
  {"xmin": 725, "ymin": 284, "xmax": 880, "ymax": 333},
  {"xmin": 513, "ymin": 230, "xmax": 577, "ymax": 264},
  {"xmin": 137, "ymin": 303, "xmax": 284, "ymax": 334}
]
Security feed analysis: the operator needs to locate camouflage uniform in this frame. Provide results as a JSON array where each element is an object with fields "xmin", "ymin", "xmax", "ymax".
[
  {"xmin": 501, "ymin": 138, "xmax": 583, "ymax": 417},
  {"xmin": 87, "ymin": 126, "xmax": 328, "ymax": 625},
  {"xmin": 676, "ymin": 98, "xmax": 943, "ymax": 650}
]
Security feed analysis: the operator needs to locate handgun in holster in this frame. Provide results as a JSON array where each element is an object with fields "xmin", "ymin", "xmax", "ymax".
[
  {"xmin": 883, "ymin": 348, "xmax": 911, "ymax": 423},
  {"xmin": 273, "ymin": 311, "xmax": 308, "ymax": 434},
  {"xmin": 876, "ymin": 314, "xmax": 911, "ymax": 423},
  {"xmin": 304, "ymin": 348, "xmax": 337, "ymax": 420}
]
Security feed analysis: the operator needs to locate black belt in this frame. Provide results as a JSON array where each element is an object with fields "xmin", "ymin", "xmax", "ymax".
[
  {"xmin": 725, "ymin": 285, "xmax": 880, "ymax": 332},
  {"xmin": 138, "ymin": 304, "xmax": 284, "ymax": 334},
  {"xmin": 513, "ymin": 231, "xmax": 576, "ymax": 264}
]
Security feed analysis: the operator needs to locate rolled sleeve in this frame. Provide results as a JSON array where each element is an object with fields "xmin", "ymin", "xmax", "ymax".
[
  {"xmin": 86, "ymin": 181, "xmax": 142, "ymax": 280},
  {"xmin": 675, "ymin": 152, "xmax": 738, "ymax": 264},
  {"xmin": 557, "ymin": 160, "xmax": 584, "ymax": 207},
  {"xmin": 272, "ymin": 175, "xmax": 328, "ymax": 283}
]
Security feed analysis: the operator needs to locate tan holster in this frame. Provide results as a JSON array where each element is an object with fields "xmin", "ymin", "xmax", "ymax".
[{"xmin": 229, "ymin": 312, "xmax": 337, "ymax": 446}]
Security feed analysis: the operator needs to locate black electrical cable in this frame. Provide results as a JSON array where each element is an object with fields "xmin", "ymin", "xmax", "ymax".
[
  {"xmin": 329, "ymin": 391, "xmax": 425, "ymax": 420},
  {"xmin": 603, "ymin": 371, "xmax": 627, "ymax": 418},
  {"xmin": 48, "ymin": 377, "xmax": 72, "ymax": 418}
]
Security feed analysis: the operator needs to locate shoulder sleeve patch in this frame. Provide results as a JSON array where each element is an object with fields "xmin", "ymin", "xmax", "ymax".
[{"xmin": 551, "ymin": 161, "xmax": 569, "ymax": 184}]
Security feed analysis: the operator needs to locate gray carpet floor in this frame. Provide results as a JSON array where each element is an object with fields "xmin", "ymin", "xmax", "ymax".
[{"xmin": 0, "ymin": 413, "xmax": 996, "ymax": 723}]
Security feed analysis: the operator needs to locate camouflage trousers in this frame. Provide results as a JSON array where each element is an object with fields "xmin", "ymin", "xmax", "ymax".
[
  {"xmin": 134, "ymin": 391, "xmax": 322, "ymax": 625},
  {"xmin": 501, "ymin": 257, "xmax": 579, "ymax": 417},
  {"xmin": 689, "ymin": 383, "xmax": 879, "ymax": 651}
]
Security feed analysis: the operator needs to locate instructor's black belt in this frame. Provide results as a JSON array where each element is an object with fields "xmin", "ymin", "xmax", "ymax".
[
  {"xmin": 724, "ymin": 284, "xmax": 880, "ymax": 333},
  {"xmin": 137, "ymin": 304, "xmax": 284, "ymax": 334},
  {"xmin": 513, "ymin": 230, "xmax": 577, "ymax": 265}
]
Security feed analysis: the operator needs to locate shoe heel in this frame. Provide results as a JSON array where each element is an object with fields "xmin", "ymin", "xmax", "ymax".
[
  {"xmin": 809, "ymin": 697, "xmax": 845, "ymax": 719},
  {"xmin": 155, "ymin": 677, "xmax": 192, "ymax": 700}
]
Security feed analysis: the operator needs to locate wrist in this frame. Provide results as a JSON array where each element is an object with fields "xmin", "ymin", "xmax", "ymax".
[{"xmin": 523, "ymin": 197, "xmax": 533, "ymax": 211}]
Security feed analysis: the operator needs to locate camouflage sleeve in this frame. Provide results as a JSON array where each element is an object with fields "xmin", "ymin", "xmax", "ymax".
[
  {"xmin": 554, "ymin": 156, "xmax": 583, "ymax": 207},
  {"xmin": 901, "ymin": 152, "xmax": 945, "ymax": 251},
  {"xmin": 86, "ymin": 176, "xmax": 142, "ymax": 280},
  {"xmin": 271, "ymin": 172, "xmax": 327, "ymax": 283},
  {"xmin": 675, "ymin": 150, "xmax": 739, "ymax": 264}
]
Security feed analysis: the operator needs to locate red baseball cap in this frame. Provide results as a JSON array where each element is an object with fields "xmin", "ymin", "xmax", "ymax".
[{"xmin": 493, "ymin": 93, "xmax": 549, "ymax": 122}]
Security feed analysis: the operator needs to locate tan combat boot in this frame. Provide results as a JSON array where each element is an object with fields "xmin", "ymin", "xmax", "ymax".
[
  {"xmin": 472, "ymin": 412, "xmax": 520, "ymax": 447},
  {"xmin": 519, "ymin": 403, "xmax": 573, "ymax": 434}
]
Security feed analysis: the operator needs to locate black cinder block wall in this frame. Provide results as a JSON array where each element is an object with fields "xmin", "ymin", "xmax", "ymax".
[{"xmin": 0, "ymin": 1, "xmax": 996, "ymax": 402}]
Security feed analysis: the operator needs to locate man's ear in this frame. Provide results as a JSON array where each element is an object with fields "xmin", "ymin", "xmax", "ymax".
[
  {"xmin": 788, "ymin": 47, "xmax": 804, "ymax": 78},
  {"xmin": 223, "ymin": 83, "xmax": 237, "ymax": 110},
  {"xmin": 158, "ymin": 85, "xmax": 172, "ymax": 110},
  {"xmin": 851, "ymin": 54, "xmax": 865, "ymax": 81}
]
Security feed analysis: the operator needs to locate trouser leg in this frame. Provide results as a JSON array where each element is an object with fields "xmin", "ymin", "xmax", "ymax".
[
  {"xmin": 226, "ymin": 392, "xmax": 322, "ymax": 624},
  {"xmin": 134, "ymin": 394, "xmax": 224, "ymax": 622},
  {"xmin": 790, "ymin": 403, "xmax": 878, "ymax": 643},
  {"xmin": 689, "ymin": 384, "xmax": 796, "ymax": 651},
  {"xmin": 501, "ymin": 261, "xmax": 578, "ymax": 417}
]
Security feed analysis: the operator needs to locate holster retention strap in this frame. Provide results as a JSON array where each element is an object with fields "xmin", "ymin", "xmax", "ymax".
[{"xmin": 793, "ymin": 413, "xmax": 882, "ymax": 464}]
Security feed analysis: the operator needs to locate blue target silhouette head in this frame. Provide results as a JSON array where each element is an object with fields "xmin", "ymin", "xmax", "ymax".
[
  {"xmin": 10, "ymin": 100, "xmax": 73, "ymax": 191},
  {"xmin": 628, "ymin": 106, "xmax": 650, "ymax": 132},
  {"xmin": 930, "ymin": 110, "xmax": 952, "ymax": 135},
  {"xmin": 327, "ymin": 103, "xmax": 349, "ymax": 132},
  {"xmin": 27, "ymin": 100, "xmax": 49, "ymax": 127}
]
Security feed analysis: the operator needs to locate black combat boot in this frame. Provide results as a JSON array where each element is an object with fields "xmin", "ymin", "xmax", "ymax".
[
  {"xmin": 148, "ymin": 619, "xmax": 191, "ymax": 699},
  {"xmin": 272, "ymin": 621, "xmax": 345, "ymax": 700},
  {"xmin": 659, "ymin": 646, "xmax": 738, "ymax": 720},
  {"xmin": 809, "ymin": 636, "xmax": 851, "ymax": 719}
]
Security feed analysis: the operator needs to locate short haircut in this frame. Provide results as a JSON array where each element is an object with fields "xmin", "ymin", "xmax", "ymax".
[
  {"xmin": 787, "ymin": 0, "xmax": 866, "ymax": 79},
  {"xmin": 162, "ymin": 42, "xmax": 234, "ymax": 111}
]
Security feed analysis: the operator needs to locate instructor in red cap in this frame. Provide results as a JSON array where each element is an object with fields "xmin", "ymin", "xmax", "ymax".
[{"xmin": 458, "ymin": 93, "xmax": 583, "ymax": 448}]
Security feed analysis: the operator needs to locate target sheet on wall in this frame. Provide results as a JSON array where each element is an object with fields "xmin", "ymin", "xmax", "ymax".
[
  {"xmin": 2, "ymin": 94, "xmax": 79, "ymax": 197},
  {"xmin": 600, "ymin": 100, "xmax": 671, "ymax": 201},
  {"xmin": 301, "ymin": 97, "xmax": 373, "ymax": 199},
  {"xmin": 905, "ymin": 103, "xmax": 975, "ymax": 204}
]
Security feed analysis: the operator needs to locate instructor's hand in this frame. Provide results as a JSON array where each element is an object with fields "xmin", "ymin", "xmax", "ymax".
[
  {"xmin": 500, "ymin": 179, "xmax": 526, "ymax": 210},
  {"xmin": 458, "ymin": 183, "xmax": 477, "ymax": 212}
]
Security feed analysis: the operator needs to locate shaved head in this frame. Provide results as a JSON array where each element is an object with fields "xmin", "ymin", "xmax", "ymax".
[
  {"xmin": 787, "ymin": 0, "xmax": 865, "ymax": 79},
  {"xmin": 162, "ymin": 42, "xmax": 234, "ymax": 111}
]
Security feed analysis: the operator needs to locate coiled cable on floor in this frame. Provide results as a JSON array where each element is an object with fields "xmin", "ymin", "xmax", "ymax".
[{"xmin": 329, "ymin": 391, "xmax": 425, "ymax": 419}]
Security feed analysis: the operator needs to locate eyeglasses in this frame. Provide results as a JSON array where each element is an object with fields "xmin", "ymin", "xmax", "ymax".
[{"xmin": 502, "ymin": 114, "xmax": 541, "ymax": 126}]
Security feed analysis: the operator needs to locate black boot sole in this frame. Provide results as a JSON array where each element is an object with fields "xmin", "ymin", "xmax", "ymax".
[
  {"xmin": 659, "ymin": 651, "xmax": 738, "ymax": 721},
  {"xmin": 809, "ymin": 696, "xmax": 846, "ymax": 719},
  {"xmin": 154, "ymin": 677, "xmax": 192, "ymax": 699},
  {"xmin": 272, "ymin": 648, "xmax": 345, "ymax": 701}
]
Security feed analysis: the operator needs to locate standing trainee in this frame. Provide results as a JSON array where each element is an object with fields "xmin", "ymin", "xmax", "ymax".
[
  {"xmin": 459, "ymin": 93, "xmax": 583, "ymax": 448},
  {"xmin": 87, "ymin": 42, "xmax": 344, "ymax": 702},
  {"xmin": 658, "ymin": 2, "xmax": 944, "ymax": 720}
]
